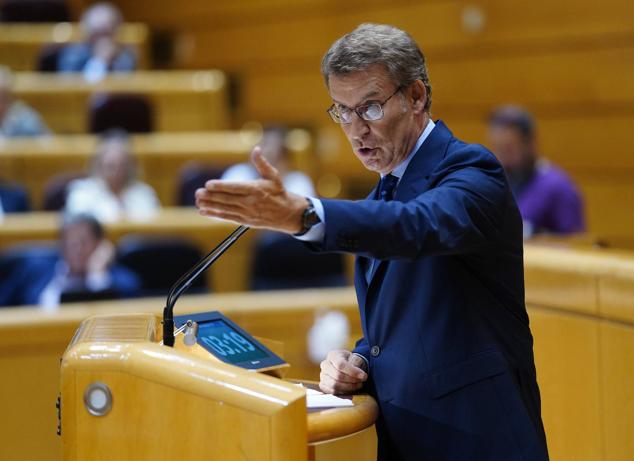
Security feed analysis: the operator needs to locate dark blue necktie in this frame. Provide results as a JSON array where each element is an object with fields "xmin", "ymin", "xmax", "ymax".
[
  {"xmin": 378, "ymin": 174, "xmax": 399, "ymax": 202},
  {"xmin": 366, "ymin": 174, "xmax": 399, "ymax": 283}
]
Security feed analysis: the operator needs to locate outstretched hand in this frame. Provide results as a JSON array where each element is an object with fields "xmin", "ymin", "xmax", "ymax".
[{"xmin": 195, "ymin": 146, "xmax": 308, "ymax": 233}]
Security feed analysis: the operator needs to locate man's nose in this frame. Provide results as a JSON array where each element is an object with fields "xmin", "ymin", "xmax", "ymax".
[{"xmin": 348, "ymin": 113, "xmax": 370, "ymax": 141}]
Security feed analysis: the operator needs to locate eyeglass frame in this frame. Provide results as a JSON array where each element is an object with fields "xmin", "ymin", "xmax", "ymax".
[{"xmin": 326, "ymin": 86, "xmax": 402, "ymax": 124}]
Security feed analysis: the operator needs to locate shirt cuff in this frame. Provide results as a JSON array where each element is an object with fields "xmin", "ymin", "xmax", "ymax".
[
  {"xmin": 293, "ymin": 197, "xmax": 325, "ymax": 243},
  {"xmin": 85, "ymin": 270, "xmax": 112, "ymax": 291},
  {"xmin": 352, "ymin": 352, "xmax": 369, "ymax": 373}
]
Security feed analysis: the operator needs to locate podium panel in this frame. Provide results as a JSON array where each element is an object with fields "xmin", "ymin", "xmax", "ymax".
[{"xmin": 61, "ymin": 313, "xmax": 307, "ymax": 461}]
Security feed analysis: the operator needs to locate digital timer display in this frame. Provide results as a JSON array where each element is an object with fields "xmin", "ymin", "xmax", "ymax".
[
  {"xmin": 174, "ymin": 311, "xmax": 286, "ymax": 371},
  {"xmin": 198, "ymin": 320, "xmax": 268, "ymax": 364}
]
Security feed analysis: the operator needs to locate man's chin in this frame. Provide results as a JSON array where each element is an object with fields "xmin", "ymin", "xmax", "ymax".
[{"xmin": 361, "ymin": 158, "xmax": 384, "ymax": 173}]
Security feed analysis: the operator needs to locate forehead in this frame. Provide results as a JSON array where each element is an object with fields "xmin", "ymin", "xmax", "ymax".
[
  {"xmin": 99, "ymin": 141, "xmax": 129, "ymax": 161},
  {"xmin": 328, "ymin": 64, "xmax": 394, "ymax": 106},
  {"xmin": 489, "ymin": 125, "xmax": 527, "ymax": 144},
  {"xmin": 63, "ymin": 222, "xmax": 96, "ymax": 240}
]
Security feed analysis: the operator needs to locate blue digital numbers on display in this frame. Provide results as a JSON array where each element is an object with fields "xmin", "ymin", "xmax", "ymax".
[{"xmin": 197, "ymin": 320, "xmax": 268, "ymax": 364}]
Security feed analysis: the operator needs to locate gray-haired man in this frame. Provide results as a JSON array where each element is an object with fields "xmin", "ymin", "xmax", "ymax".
[{"xmin": 196, "ymin": 24, "xmax": 549, "ymax": 460}]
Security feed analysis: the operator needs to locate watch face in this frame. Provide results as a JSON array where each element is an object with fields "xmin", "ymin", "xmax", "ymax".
[{"xmin": 307, "ymin": 209, "xmax": 321, "ymax": 226}]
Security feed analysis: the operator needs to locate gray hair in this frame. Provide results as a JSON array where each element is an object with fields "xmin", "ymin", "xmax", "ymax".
[
  {"xmin": 488, "ymin": 105, "xmax": 536, "ymax": 140},
  {"xmin": 321, "ymin": 23, "xmax": 432, "ymax": 112}
]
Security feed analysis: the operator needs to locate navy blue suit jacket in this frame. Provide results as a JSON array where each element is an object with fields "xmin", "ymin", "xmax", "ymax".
[
  {"xmin": 0, "ymin": 255, "xmax": 141, "ymax": 307},
  {"xmin": 0, "ymin": 183, "xmax": 31, "ymax": 213},
  {"xmin": 315, "ymin": 121, "xmax": 548, "ymax": 460}
]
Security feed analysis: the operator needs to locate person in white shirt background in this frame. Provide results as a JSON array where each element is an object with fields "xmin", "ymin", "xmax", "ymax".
[
  {"xmin": 65, "ymin": 129, "xmax": 160, "ymax": 223},
  {"xmin": 221, "ymin": 125, "xmax": 316, "ymax": 197}
]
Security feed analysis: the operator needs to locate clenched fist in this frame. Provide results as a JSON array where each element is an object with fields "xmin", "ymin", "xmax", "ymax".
[{"xmin": 319, "ymin": 349, "xmax": 368, "ymax": 395}]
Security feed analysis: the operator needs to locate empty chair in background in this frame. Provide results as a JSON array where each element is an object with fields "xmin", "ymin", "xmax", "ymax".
[
  {"xmin": 221, "ymin": 125, "xmax": 315, "ymax": 196},
  {"xmin": 250, "ymin": 231, "xmax": 347, "ymax": 291},
  {"xmin": 116, "ymin": 235, "xmax": 207, "ymax": 297},
  {"xmin": 177, "ymin": 162, "xmax": 226, "ymax": 206},
  {"xmin": 0, "ymin": 65, "xmax": 50, "ymax": 137},
  {"xmin": 488, "ymin": 105, "xmax": 585, "ymax": 237},
  {"xmin": 41, "ymin": 171, "xmax": 86, "ymax": 211},
  {"xmin": 37, "ymin": 44, "xmax": 64, "ymax": 72},
  {"xmin": 65, "ymin": 129, "xmax": 160, "ymax": 222},
  {"xmin": 57, "ymin": 2, "xmax": 136, "ymax": 81},
  {"xmin": 89, "ymin": 93, "xmax": 154, "ymax": 133},
  {"xmin": 0, "ymin": 213, "xmax": 141, "ymax": 308},
  {"xmin": 0, "ymin": 0, "xmax": 70, "ymax": 22}
]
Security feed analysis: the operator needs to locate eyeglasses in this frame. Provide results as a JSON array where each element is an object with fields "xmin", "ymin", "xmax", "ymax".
[{"xmin": 326, "ymin": 87, "xmax": 401, "ymax": 124}]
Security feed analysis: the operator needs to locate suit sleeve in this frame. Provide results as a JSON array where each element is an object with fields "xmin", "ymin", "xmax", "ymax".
[
  {"xmin": 316, "ymin": 148, "xmax": 510, "ymax": 259},
  {"xmin": 352, "ymin": 337, "xmax": 370, "ymax": 363}
]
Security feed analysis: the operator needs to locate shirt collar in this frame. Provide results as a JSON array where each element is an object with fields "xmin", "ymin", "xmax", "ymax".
[{"xmin": 383, "ymin": 119, "xmax": 436, "ymax": 180}]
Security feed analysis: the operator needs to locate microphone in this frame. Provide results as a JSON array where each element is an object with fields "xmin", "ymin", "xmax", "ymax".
[{"xmin": 162, "ymin": 225, "xmax": 249, "ymax": 347}]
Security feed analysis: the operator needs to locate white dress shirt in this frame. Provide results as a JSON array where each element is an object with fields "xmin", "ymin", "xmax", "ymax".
[{"xmin": 65, "ymin": 177, "xmax": 160, "ymax": 223}]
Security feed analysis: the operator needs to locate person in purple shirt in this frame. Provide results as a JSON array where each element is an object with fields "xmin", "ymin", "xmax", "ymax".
[{"xmin": 488, "ymin": 105, "xmax": 585, "ymax": 237}]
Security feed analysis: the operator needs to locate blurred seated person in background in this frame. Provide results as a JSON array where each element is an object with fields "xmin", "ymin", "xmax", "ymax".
[
  {"xmin": 0, "ymin": 213, "xmax": 141, "ymax": 309},
  {"xmin": 0, "ymin": 66, "xmax": 50, "ymax": 137},
  {"xmin": 0, "ymin": 179, "xmax": 31, "ymax": 218},
  {"xmin": 488, "ymin": 105, "xmax": 585, "ymax": 237},
  {"xmin": 58, "ymin": 2, "xmax": 136, "ymax": 81},
  {"xmin": 65, "ymin": 129, "xmax": 160, "ymax": 222},
  {"xmin": 222, "ymin": 125, "xmax": 315, "ymax": 196}
]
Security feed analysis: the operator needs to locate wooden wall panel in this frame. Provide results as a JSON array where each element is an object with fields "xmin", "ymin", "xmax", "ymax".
[
  {"xmin": 112, "ymin": 0, "xmax": 634, "ymax": 60},
  {"xmin": 528, "ymin": 307, "xmax": 602, "ymax": 461},
  {"xmin": 599, "ymin": 265, "xmax": 634, "ymax": 323},
  {"xmin": 236, "ymin": 46, "xmax": 634, "ymax": 126},
  {"xmin": 599, "ymin": 322, "xmax": 634, "ymax": 461}
]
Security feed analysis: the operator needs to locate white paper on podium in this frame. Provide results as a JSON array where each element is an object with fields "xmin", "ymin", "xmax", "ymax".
[{"xmin": 303, "ymin": 387, "xmax": 354, "ymax": 408}]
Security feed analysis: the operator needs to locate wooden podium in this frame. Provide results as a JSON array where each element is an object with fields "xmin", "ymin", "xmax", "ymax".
[{"xmin": 60, "ymin": 313, "xmax": 377, "ymax": 461}]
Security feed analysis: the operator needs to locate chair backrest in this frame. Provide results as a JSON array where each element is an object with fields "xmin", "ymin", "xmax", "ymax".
[
  {"xmin": 251, "ymin": 232, "xmax": 348, "ymax": 291},
  {"xmin": 89, "ymin": 93, "xmax": 154, "ymax": 134},
  {"xmin": 176, "ymin": 163, "xmax": 226, "ymax": 206},
  {"xmin": 0, "ymin": 0, "xmax": 70, "ymax": 22},
  {"xmin": 115, "ymin": 235, "xmax": 207, "ymax": 297},
  {"xmin": 42, "ymin": 171, "xmax": 85, "ymax": 211},
  {"xmin": 37, "ymin": 44, "xmax": 62, "ymax": 72}
]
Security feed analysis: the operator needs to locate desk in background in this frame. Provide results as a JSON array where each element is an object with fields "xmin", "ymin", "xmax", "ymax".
[
  {"xmin": 0, "ymin": 22, "xmax": 150, "ymax": 71},
  {"xmin": 13, "ymin": 70, "xmax": 229, "ymax": 133}
]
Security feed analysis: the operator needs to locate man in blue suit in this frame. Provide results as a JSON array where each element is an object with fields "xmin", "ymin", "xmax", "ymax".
[
  {"xmin": 195, "ymin": 23, "xmax": 548, "ymax": 461},
  {"xmin": 0, "ymin": 213, "xmax": 140, "ymax": 308}
]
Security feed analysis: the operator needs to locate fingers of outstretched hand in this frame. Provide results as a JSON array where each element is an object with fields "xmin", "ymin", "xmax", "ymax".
[
  {"xmin": 251, "ymin": 146, "xmax": 280, "ymax": 182},
  {"xmin": 195, "ymin": 189, "xmax": 253, "ymax": 210}
]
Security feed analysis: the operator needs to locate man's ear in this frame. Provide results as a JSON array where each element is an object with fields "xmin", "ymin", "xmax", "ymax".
[{"xmin": 409, "ymin": 80, "xmax": 426, "ymax": 114}]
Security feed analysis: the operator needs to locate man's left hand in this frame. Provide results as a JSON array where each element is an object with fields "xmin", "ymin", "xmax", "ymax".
[{"xmin": 195, "ymin": 146, "xmax": 307, "ymax": 233}]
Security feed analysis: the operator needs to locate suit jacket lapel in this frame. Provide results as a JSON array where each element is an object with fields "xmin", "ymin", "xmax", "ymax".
[
  {"xmin": 366, "ymin": 120, "xmax": 454, "ymax": 290},
  {"xmin": 394, "ymin": 120, "xmax": 453, "ymax": 201}
]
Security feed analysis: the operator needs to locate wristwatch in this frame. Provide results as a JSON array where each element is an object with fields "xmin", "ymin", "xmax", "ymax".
[{"xmin": 294, "ymin": 198, "xmax": 321, "ymax": 236}]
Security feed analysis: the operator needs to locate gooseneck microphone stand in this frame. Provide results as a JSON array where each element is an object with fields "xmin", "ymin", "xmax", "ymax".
[{"xmin": 162, "ymin": 225, "xmax": 249, "ymax": 347}]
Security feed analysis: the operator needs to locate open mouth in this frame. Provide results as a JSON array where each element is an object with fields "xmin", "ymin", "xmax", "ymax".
[{"xmin": 357, "ymin": 147, "xmax": 377, "ymax": 156}]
